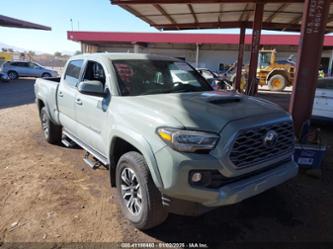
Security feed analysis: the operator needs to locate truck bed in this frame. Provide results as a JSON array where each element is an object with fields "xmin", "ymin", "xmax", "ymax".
[
  {"xmin": 34, "ymin": 77, "xmax": 61, "ymax": 124},
  {"xmin": 44, "ymin": 77, "xmax": 61, "ymax": 83}
]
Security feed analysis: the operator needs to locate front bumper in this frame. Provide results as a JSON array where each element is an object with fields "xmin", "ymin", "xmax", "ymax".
[{"xmin": 155, "ymin": 146, "xmax": 298, "ymax": 207}]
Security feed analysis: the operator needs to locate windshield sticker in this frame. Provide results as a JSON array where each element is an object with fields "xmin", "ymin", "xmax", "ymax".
[{"xmin": 114, "ymin": 63, "xmax": 134, "ymax": 82}]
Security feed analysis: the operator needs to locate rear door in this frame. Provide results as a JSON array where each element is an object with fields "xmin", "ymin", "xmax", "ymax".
[
  {"xmin": 13, "ymin": 62, "xmax": 30, "ymax": 76},
  {"xmin": 75, "ymin": 60, "xmax": 110, "ymax": 156},
  {"xmin": 58, "ymin": 59, "xmax": 84, "ymax": 136}
]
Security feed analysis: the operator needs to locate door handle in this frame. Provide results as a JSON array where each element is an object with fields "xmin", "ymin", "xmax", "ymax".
[
  {"xmin": 58, "ymin": 91, "xmax": 63, "ymax": 97},
  {"xmin": 75, "ymin": 98, "xmax": 83, "ymax": 105}
]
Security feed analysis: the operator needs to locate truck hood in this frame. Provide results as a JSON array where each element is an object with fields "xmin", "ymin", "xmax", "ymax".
[{"xmin": 129, "ymin": 91, "xmax": 287, "ymax": 133}]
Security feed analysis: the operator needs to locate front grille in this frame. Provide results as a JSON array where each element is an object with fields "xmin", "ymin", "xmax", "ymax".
[{"xmin": 230, "ymin": 121, "xmax": 294, "ymax": 168}]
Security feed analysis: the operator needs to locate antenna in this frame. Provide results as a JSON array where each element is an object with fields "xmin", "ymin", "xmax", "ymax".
[{"xmin": 70, "ymin": 19, "xmax": 73, "ymax": 31}]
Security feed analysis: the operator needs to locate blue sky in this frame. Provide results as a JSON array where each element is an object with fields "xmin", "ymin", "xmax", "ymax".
[{"xmin": 0, "ymin": 0, "xmax": 292, "ymax": 54}]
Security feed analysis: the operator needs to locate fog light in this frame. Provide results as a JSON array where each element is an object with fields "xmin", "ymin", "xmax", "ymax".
[{"xmin": 191, "ymin": 172, "xmax": 203, "ymax": 183}]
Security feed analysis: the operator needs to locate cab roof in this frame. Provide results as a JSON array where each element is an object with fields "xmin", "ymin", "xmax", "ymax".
[{"xmin": 71, "ymin": 52, "xmax": 182, "ymax": 62}]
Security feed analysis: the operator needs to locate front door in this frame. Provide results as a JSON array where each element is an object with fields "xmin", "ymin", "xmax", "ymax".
[{"xmin": 75, "ymin": 60, "xmax": 110, "ymax": 156}]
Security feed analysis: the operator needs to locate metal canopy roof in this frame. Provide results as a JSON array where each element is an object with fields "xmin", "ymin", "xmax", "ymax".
[
  {"xmin": 68, "ymin": 31, "xmax": 333, "ymax": 46},
  {"xmin": 0, "ymin": 15, "xmax": 51, "ymax": 31},
  {"xmin": 111, "ymin": 1, "xmax": 333, "ymax": 32}
]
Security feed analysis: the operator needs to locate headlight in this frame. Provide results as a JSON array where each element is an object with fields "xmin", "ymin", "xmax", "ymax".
[{"xmin": 157, "ymin": 127, "xmax": 219, "ymax": 153}]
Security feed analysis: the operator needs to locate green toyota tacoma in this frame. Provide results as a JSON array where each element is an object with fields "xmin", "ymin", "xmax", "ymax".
[{"xmin": 34, "ymin": 53, "xmax": 298, "ymax": 230}]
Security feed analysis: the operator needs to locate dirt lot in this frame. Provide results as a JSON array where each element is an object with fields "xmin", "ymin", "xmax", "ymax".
[{"xmin": 0, "ymin": 79, "xmax": 333, "ymax": 246}]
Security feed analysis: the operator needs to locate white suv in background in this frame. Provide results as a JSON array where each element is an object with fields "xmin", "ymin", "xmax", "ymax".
[{"xmin": 1, "ymin": 61, "xmax": 58, "ymax": 80}]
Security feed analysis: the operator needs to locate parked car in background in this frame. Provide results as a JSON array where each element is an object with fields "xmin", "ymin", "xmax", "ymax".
[
  {"xmin": 312, "ymin": 78, "xmax": 333, "ymax": 121},
  {"xmin": 35, "ymin": 53, "xmax": 298, "ymax": 230},
  {"xmin": 0, "ymin": 72, "xmax": 10, "ymax": 82},
  {"xmin": 196, "ymin": 68, "xmax": 232, "ymax": 90},
  {"xmin": 1, "ymin": 61, "xmax": 58, "ymax": 80}
]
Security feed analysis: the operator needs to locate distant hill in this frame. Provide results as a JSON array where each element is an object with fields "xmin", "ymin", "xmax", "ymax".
[
  {"xmin": 0, "ymin": 42, "xmax": 25, "ymax": 52},
  {"xmin": 0, "ymin": 42, "xmax": 75, "ymax": 56},
  {"xmin": 0, "ymin": 42, "xmax": 75, "ymax": 67}
]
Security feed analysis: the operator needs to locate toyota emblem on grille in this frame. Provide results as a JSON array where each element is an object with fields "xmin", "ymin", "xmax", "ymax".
[{"xmin": 263, "ymin": 130, "xmax": 278, "ymax": 148}]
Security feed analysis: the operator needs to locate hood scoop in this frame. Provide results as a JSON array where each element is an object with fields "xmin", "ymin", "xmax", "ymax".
[{"xmin": 200, "ymin": 92, "xmax": 242, "ymax": 105}]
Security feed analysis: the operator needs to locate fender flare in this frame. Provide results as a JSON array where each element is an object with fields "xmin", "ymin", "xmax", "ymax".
[
  {"xmin": 108, "ymin": 128, "xmax": 164, "ymax": 189},
  {"xmin": 266, "ymin": 69, "xmax": 289, "ymax": 83}
]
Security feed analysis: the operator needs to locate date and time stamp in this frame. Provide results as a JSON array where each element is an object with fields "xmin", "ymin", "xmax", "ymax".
[{"xmin": 120, "ymin": 242, "xmax": 208, "ymax": 248}]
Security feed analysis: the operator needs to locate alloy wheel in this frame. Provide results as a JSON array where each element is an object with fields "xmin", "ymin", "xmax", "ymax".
[
  {"xmin": 41, "ymin": 112, "xmax": 49, "ymax": 138},
  {"xmin": 120, "ymin": 167, "xmax": 143, "ymax": 216}
]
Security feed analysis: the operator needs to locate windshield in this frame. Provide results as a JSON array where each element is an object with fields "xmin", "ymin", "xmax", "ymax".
[
  {"xmin": 113, "ymin": 60, "xmax": 213, "ymax": 96},
  {"xmin": 259, "ymin": 52, "xmax": 271, "ymax": 68}
]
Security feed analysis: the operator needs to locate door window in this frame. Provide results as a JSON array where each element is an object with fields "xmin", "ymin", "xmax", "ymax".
[
  {"xmin": 12, "ymin": 62, "xmax": 29, "ymax": 67},
  {"xmin": 28, "ymin": 62, "xmax": 39, "ymax": 69},
  {"xmin": 82, "ymin": 61, "xmax": 106, "ymax": 86},
  {"xmin": 64, "ymin": 60, "xmax": 84, "ymax": 87}
]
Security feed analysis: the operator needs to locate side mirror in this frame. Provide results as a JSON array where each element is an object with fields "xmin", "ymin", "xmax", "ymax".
[{"xmin": 78, "ymin": 80, "xmax": 105, "ymax": 96}]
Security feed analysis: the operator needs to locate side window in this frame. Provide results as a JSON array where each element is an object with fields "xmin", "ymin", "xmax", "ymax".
[
  {"xmin": 28, "ymin": 62, "xmax": 37, "ymax": 68},
  {"xmin": 83, "ymin": 61, "xmax": 106, "ymax": 85},
  {"xmin": 64, "ymin": 60, "xmax": 84, "ymax": 87},
  {"xmin": 14, "ymin": 62, "xmax": 27, "ymax": 67}
]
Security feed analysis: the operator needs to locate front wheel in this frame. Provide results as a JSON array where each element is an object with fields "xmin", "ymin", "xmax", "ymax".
[
  {"xmin": 268, "ymin": 74, "xmax": 287, "ymax": 91},
  {"xmin": 116, "ymin": 152, "xmax": 168, "ymax": 230},
  {"xmin": 42, "ymin": 73, "xmax": 52, "ymax": 78},
  {"xmin": 40, "ymin": 107, "xmax": 62, "ymax": 144}
]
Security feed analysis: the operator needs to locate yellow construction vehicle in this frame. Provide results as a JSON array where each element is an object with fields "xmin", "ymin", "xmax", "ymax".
[
  {"xmin": 230, "ymin": 49, "xmax": 295, "ymax": 92},
  {"xmin": 0, "ymin": 52, "xmax": 13, "ymax": 65},
  {"xmin": 257, "ymin": 49, "xmax": 295, "ymax": 91}
]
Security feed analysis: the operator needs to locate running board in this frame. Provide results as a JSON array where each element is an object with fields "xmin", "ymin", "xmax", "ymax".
[
  {"xmin": 62, "ymin": 130, "xmax": 109, "ymax": 166},
  {"xmin": 61, "ymin": 135, "xmax": 77, "ymax": 148},
  {"xmin": 83, "ymin": 151, "xmax": 103, "ymax": 170}
]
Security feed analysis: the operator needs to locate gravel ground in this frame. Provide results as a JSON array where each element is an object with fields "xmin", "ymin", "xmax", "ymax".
[{"xmin": 0, "ymin": 80, "xmax": 333, "ymax": 246}]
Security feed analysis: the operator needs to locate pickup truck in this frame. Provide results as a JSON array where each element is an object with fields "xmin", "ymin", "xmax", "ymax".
[{"xmin": 34, "ymin": 53, "xmax": 298, "ymax": 230}]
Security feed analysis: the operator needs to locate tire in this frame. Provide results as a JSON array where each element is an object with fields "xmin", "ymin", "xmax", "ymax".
[
  {"xmin": 40, "ymin": 107, "xmax": 62, "ymax": 144},
  {"xmin": 42, "ymin": 73, "xmax": 52, "ymax": 78},
  {"xmin": 7, "ymin": 71, "xmax": 18, "ymax": 80},
  {"xmin": 116, "ymin": 151, "xmax": 168, "ymax": 230},
  {"xmin": 268, "ymin": 74, "xmax": 287, "ymax": 91}
]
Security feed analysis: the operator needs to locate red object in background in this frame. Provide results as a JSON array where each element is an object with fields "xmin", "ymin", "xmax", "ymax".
[{"xmin": 68, "ymin": 31, "xmax": 333, "ymax": 47}]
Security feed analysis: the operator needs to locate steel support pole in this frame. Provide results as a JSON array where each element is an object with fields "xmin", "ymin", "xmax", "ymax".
[
  {"xmin": 133, "ymin": 43, "xmax": 140, "ymax": 53},
  {"xmin": 289, "ymin": 0, "xmax": 330, "ymax": 134},
  {"xmin": 328, "ymin": 49, "xmax": 333, "ymax": 76},
  {"xmin": 195, "ymin": 43, "xmax": 200, "ymax": 68},
  {"xmin": 235, "ymin": 26, "xmax": 246, "ymax": 92},
  {"xmin": 245, "ymin": 3, "xmax": 264, "ymax": 96}
]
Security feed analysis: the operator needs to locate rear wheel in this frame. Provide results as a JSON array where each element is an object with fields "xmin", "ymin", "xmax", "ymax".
[
  {"xmin": 7, "ymin": 71, "xmax": 18, "ymax": 80},
  {"xmin": 116, "ymin": 151, "xmax": 168, "ymax": 230},
  {"xmin": 268, "ymin": 74, "xmax": 287, "ymax": 91},
  {"xmin": 40, "ymin": 107, "xmax": 62, "ymax": 144}
]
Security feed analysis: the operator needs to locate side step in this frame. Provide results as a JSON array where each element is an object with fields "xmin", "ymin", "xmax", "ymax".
[
  {"xmin": 83, "ymin": 151, "xmax": 103, "ymax": 170},
  {"xmin": 61, "ymin": 135, "xmax": 78, "ymax": 148}
]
